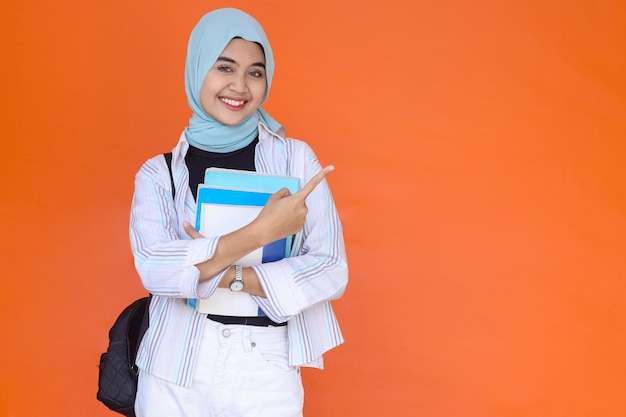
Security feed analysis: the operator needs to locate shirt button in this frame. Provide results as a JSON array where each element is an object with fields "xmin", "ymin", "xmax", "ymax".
[{"xmin": 222, "ymin": 329, "xmax": 231, "ymax": 338}]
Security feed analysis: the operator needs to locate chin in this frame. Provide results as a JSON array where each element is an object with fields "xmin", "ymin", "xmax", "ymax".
[
  {"xmin": 221, "ymin": 120, "xmax": 244, "ymax": 126},
  {"xmin": 219, "ymin": 114, "xmax": 253, "ymax": 126}
]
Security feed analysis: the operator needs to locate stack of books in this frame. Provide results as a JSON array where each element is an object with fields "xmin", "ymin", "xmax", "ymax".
[{"xmin": 190, "ymin": 168, "xmax": 300, "ymax": 316}]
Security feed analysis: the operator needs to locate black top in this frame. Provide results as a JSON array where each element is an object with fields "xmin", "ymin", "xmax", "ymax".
[{"xmin": 185, "ymin": 138, "xmax": 258, "ymax": 200}]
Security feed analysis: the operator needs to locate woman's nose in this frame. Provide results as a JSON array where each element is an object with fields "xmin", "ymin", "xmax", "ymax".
[{"xmin": 229, "ymin": 74, "xmax": 247, "ymax": 93}]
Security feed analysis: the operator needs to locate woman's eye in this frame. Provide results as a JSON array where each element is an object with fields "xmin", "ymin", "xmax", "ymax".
[
  {"xmin": 217, "ymin": 66, "xmax": 233, "ymax": 73},
  {"xmin": 249, "ymin": 70, "xmax": 264, "ymax": 78}
]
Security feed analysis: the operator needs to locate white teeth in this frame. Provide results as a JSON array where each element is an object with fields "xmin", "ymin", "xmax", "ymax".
[{"xmin": 221, "ymin": 97, "xmax": 245, "ymax": 106}]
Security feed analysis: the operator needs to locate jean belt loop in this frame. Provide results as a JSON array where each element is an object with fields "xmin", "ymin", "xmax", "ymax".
[{"xmin": 243, "ymin": 327, "xmax": 253, "ymax": 353}]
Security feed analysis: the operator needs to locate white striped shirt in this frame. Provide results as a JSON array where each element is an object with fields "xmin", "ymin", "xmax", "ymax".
[{"xmin": 130, "ymin": 123, "xmax": 348, "ymax": 387}]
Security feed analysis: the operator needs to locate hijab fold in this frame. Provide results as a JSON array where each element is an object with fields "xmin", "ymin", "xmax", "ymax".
[{"xmin": 184, "ymin": 8, "xmax": 282, "ymax": 153}]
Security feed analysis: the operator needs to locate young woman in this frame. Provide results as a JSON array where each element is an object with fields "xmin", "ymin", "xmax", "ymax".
[{"xmin": 129, "ymin": 8, "xmax": 348, "ymax": 417}]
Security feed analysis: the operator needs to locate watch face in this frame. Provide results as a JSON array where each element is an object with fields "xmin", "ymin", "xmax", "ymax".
[{"xmin": 230, "ymin": 281, "xmax": 244, "ymax": 292}]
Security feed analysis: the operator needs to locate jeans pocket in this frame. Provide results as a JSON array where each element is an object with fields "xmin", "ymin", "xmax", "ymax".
[{"xmin": 251, "ymin": 341, "xmax": 294, "ymax": 372}]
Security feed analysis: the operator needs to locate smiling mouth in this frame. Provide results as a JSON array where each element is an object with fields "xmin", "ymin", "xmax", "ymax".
[{"xmin": 220, "ymin": 97, "xmax": 246, "ymax": 107}]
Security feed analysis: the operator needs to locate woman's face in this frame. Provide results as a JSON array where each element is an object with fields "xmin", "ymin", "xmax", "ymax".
[{"xmin": 199, "ymin": 38, "xmax": 267, "ymax": 126}]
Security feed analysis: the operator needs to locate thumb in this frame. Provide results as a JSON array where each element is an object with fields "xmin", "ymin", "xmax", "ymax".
[
  {"xmin": 271, "ymin": 188, "xmax": 292, "ymax": 200},
  {"xmin": 183, "ymin": 221, "xmax": 204, "ymax": 239}
]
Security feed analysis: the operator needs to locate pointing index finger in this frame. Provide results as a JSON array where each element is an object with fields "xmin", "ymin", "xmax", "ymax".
[{"xmin": 296, "ymin": 165, "xmax": 334, "ymax": 199}]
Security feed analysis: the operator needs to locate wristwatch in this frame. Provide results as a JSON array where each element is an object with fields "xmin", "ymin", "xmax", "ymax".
[{"xmin": 229, "ymin": 265, "xmax": 244, "ymax": 292}]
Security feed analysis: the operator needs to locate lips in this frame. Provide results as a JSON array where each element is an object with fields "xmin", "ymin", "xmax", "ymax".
[{"xmin": 220, "ymin": 97, "xmax": 246, "ymax": 109}]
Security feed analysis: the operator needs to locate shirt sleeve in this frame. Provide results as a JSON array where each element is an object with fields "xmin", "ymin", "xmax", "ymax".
[
  {"xmin": 129, "ymin": 155, "xmax": 227, "ymax": 299},
  {"xmin": 250, "ymin": 144, "xmax": 349, "ymax": 321}
]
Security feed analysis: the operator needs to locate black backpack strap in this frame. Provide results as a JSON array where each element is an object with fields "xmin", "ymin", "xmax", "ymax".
[
  {"xmin": 132, "ymin": 296, "xmax": 151, "ymax": 375},
  {"xmin": 163, "ymin": 152, "xmax": 175, "ymax": 199}
]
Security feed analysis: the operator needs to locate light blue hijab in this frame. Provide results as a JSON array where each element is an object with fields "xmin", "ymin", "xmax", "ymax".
[{"xmin": 184, "ymin": 8, "xmax": 282, "ymax": 152}]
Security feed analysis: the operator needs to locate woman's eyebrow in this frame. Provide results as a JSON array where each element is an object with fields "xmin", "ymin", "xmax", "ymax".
[{"xmin": 216, "ymin": 56, "xmax": 265, "ymax": 68}]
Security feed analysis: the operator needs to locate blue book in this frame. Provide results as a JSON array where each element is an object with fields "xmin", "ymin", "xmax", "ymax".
[{"xmin": 204, "ymin": 167, "xmax": 300, "ymax": 195}]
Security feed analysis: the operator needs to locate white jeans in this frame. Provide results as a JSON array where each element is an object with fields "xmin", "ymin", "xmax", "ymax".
[{"xmin": 135, "ymin": 319, "xmax": 304, "ymax": 417}]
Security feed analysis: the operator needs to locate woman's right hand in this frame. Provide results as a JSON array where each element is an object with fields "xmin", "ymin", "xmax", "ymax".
[{"xmin": 251, "ymin": 166, "xmax": 334, "ymax": 245}]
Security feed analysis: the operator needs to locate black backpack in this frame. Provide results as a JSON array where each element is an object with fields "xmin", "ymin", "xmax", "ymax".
[
  {"xmin": 96, "ymin": 153, "xmax": 175, "ymax": 416},
  {"xmin": 96, "ymin": 296, "xmax": 151, "ymax": 416}
]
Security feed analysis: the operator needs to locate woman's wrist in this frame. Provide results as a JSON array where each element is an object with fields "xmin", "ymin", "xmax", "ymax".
[
  {"xmin": 216, "ymin": 266, "xmax": 233, "ymax": 289},
  {"xmin": 215, "ymin": 265, "xmax": 265, "ymax": 297}
]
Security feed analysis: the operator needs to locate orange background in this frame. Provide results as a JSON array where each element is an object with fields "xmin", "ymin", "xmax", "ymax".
[{"xmin": 1, "ymin": 1, "xmax": 625, "ymax": 416}]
